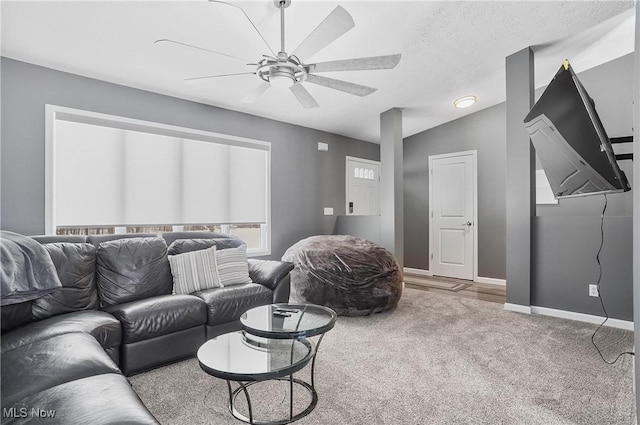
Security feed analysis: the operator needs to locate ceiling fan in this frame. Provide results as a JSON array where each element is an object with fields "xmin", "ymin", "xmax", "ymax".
[{"xmin": 155, "ymin": 0, "xmax": 401, "ymax": 108}]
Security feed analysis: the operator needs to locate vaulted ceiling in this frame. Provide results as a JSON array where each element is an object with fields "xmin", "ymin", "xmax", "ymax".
[{"xmin": 1, "ymin": 1, "xmax": 636, "ymax": 143}]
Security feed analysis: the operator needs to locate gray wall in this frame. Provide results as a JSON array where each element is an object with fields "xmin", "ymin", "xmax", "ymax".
[
  {"xmin": 532, "ymin": 216, "xmax": 633, "ymax": 320},
  {"xmin": 334, "ymin": 215, "xmax": 381, "ymax": 245},
  {"xmin": 0, "ymin": 58, "xmax": 379, "ymax": 260},
  {"xmin": 403, "ymin": 103, "xmax": 507, "ymax": 279},
  {"xmin": 403, "ymin": 53, "xmax": 634, "ymax": 322},
  {"xmin": 531, "ymin": 54, "xmax": 634, "ymax": 321}
]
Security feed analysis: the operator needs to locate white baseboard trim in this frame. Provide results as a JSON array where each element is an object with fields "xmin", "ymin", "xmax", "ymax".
[
  {"xmin": 530, "ymin": 306, "xmax": 634, "ymax": 331},
  {"xmin": 403, "ymin": 267, "xmax": 432, "ymax": 277},
  {"xmin": 504, "ymin": 303, "xmax": 532, "ymax": 314},
  {"xmin": 474, "ymin": 276, "xmax": 506, "ymax": 286}
]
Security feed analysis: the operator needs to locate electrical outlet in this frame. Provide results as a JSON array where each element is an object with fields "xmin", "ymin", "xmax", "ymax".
[{"xmin": 589, "ymin": 284, "xmax": 599, "ymax": 297}]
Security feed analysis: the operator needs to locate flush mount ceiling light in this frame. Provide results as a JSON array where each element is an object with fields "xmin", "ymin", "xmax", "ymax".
[{"xmin": 454, "ymin": 95, "xmax": 477, "ymax": 109}]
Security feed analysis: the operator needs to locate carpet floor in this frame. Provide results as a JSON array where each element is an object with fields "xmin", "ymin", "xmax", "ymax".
[{"xmin": 129, "ymin": 288, "xmax": 635, "ymax": 425}]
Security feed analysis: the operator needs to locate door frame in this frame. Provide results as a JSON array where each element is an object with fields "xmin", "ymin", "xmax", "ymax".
[
  {"xmin": 345, "ymin": 156, "xmax": 381, "ymax": 215},
  {"xmin": 428, "ymin": 150, "xmax": 478, "ymax": 281}
]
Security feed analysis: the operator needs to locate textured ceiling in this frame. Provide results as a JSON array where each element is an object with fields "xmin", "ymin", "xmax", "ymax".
[{"xmin": 1, "ymin": 1, "xmax": 636, "ymax": 143}]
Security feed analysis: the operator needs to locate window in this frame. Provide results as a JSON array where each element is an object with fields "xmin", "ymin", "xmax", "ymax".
[{"xmin": 46, "ymin": 105, "xmax": 271, "ymax": 255}]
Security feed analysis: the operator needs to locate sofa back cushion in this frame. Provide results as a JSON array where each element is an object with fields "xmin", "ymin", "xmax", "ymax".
[
  {"xmin": 162, "ymin": 232, "xmax": 236, "ymax": 247},
  {"xmin": 96, "ymin": 237, "xmax": 172, "ymax": 306},
  {"xmin": 32, "ymin": 243, "xmax": 99, "ymax": 320},
  {"xmin": 1, "ymin": 301, "xmax": 33, "ymax": 334},
  {"xmin": 167, "ymin": 237, "xmax": 243, "ymax": 256},
  {"xmin": 87, "ymin": 233, "xmax": 158, "ymax": 246}
]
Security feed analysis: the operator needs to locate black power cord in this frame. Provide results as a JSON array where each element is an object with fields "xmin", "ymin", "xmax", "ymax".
[{"xmin": 590, "ymin": 194, "xmax": 634, "ymax": 364}]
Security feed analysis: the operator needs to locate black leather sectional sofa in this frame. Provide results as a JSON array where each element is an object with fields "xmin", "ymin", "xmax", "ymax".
[{"xmin": 1, "ymin": 232, "xmax": 294, "ymax": 424}]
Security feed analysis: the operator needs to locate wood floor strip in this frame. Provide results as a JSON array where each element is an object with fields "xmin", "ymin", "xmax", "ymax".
[{"xmin": 404, "ymin": 274, "xmax": 506, "ymax": 304}]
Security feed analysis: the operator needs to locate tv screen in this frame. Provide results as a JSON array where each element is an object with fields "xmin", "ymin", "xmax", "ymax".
[{"xmin": 523, "ymin": 61, "xmax": 630, "ymax": 198}]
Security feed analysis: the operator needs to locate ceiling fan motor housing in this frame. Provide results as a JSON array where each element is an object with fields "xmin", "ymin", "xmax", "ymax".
[{"xmin": 257, "ymin": 53, "xmax": 307, "ymax": 88}]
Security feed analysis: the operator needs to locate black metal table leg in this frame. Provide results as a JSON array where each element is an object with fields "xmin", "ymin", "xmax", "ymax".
[{"xmin": 226, "ymin": 378, "xmax": 317, "ymax": 425}]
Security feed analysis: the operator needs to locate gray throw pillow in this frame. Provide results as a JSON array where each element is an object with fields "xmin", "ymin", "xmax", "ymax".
[
  {"xmin": 168, "ymin": 245, "xmax": 222, "ymax": 294},
  {"xmin": 96, "ymin": 237, "xmax": 172, "ymax": 306},
  {"xmin": 215, "ymin": 245, "xmax": 252, "ymax": 286}
]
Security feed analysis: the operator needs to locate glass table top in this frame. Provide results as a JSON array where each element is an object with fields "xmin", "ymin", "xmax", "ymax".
[
  {"xmin": 241, "ymin": 304, "xmax": 337, "ymax": 339},
  {"xmin": 197, "ymin": 332, "xmax": 312, "ymax": 381}
]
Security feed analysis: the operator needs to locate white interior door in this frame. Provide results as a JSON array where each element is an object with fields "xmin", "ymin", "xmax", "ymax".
[
  {"xmin": 346, "ymin": 157, "xmax": 380, "ymax": 215},
  {"xmin": 429, "ymin": 152, "xmax": 476, "ymax": 280}
]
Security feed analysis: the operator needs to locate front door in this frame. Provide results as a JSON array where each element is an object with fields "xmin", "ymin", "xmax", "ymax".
[
  {"xmin": 346, "ymin": 157, "xmax": 380, "ymax": 215},
  {"xmin": 429, "ymin": 151, "xmax": 476, "ymax": 280}
]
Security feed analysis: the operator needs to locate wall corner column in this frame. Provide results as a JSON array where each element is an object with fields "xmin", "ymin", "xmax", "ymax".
[
  {"xmin": 631, "ymin": 3, "xmax": 640, "ymax": 422},
  {"xmin": 380, "ymin": 108, "xmax": 404, "ymax": 270},
  {"xmin": 505, "ymin": 47, "xmax": 535, "ymax": 307}
]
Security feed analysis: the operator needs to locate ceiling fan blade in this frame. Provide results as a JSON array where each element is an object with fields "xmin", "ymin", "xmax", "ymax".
[
  {"xmin": 305, "ymin": 74, "xmax": 376, "ymax": 97},
  {"xmin": 184, "ymin": 72, "xmax": 255, "ymax": 83},
  {"xmin": 154, "ymin": 39, "xmax": 252, "ymax": 63},
  {"xmin": 290, "ymin": 84, "xmax": 319, "ymax": 108},
  {"xmin": 208, "ymin": 1, "xmax": 276, "ymax": 57},
  {"xmin": 291, "ymin": 6, "xmax": 355, "ymax": 62},
  {"xmin": 308, "ymin": 54, "xmax": 402, "ymax": 73},
  {"xmin": 241, "ymin": 82, "xmax": 271, "ymax": 103}
]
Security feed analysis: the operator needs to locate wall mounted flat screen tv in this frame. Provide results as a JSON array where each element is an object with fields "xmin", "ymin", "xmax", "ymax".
[{"xmin": 523, "ymin": 61, "xmax": 631, "ymax": 198}]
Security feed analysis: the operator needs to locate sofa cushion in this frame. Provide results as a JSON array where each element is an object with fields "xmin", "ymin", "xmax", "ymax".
[
  {"xmin": 215, "ymin": 245, "xmax": 252, "ymax": 286},
  {"xmin": 167, "ymin": 237, "xmax": 243, "ymax": 256},
  {"xmin": 168, "ymin": 246, "xmax": 221, "ymax": 294},
  {"xmin": 103, "ymin": 295, "xmax": 206, "ymax": 344},
  {"xmin": 0, "ymin": 301, "xmax": 33, "ymax": 334},
  {"xmin": 1, "ymin": 332, "xmax": 120, "ymax": 405},
  {"xmin": 1, "ymin": 310, "xmax": 121, "ymax": 352},
  {"xmin": 194, "ymin": 283, "xmax": 273, "ymax": 325},
  {"xmin": 96, "ymin": 237, "xmax": 172, "ymax": 306},
  {"xmin": 162, "ymin": 232, "xmax": 239, "ymax": 247},
  {"xmin": 31, "ymin": 235, "xmax": 88, "ymax": 244},
  {"xmin": 32, "ymin": 243, "xmax": 98, "ymax": 320},
  {"xmin": 1, "ymin": 374, "xmax": 158, "ymax": 425}
]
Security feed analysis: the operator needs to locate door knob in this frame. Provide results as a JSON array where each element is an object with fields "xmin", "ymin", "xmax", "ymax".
[{"xmin": 463, "ymin": 221, "xmax": 473, "ymax": 226}]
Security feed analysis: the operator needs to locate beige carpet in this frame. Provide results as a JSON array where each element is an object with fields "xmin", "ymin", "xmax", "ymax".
[{"xmin": 129, "ymin": 288, "xmax": 635, "ymax": 425}]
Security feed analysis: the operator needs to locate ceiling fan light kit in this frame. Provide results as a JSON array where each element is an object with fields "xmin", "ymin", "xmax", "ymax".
[{"xmin": 157, "ymin": 0, "xmax": 401, "ymax": 108}]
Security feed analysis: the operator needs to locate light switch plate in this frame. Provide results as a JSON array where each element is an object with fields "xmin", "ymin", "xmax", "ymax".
[
  {"xmin": 318, "ymin": 142, "xmax": 329, "ymax": 152},
  {"xmin": 323, "ymin": 207, "xmax": 334, "ymax": 215}
]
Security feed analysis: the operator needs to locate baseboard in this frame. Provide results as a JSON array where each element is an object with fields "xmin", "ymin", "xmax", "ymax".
[
  {"xmin": 504, "ymin": 303, "xmax": 532, "ymax": 314},
  {"xmin": 474, "ymin": 276, "xmax": 506, "ymax": 286},
  {"xmin": 530, "ymin": 306, "xmax": 634, "ymax": 331},
  {"xmin": 403, "ymin": 267, "xmax": 432, "ymax": 277}
]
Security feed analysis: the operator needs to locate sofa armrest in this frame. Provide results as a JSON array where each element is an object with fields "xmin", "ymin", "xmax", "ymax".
[
  {"xmin": 247, "ymin": 259, "xmax": 294, "ymax": 290},
  {"xmin": 248, "ymin": 260, "xmax": 294, "ymax": 304}
]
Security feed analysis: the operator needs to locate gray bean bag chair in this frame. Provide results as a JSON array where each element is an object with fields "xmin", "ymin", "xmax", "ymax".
[{"xmin": 282, "ymin": 235, "xmax": 402, "ymax": 316}]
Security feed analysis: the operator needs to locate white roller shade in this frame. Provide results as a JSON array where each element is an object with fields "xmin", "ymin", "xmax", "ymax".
[
  {"xmin": 55, "ymin": 121, "xmax": 125, "ymax": 226},
  {"xmin": 123, "ymin": 131, "xmax": 183, "ymax": 225},
  {"xmin": 182, "ymin": 139, "xmax": 230, "ymax": 224},
  {"xmin": 229, "ymin": 146, "xmax": 268, "ymax": 223},
  {"xmin": 53, "ymin": 118, "xmax": 269, "ymax": 228}
]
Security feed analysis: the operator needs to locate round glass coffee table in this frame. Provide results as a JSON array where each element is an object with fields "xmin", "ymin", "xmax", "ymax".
[
  {"xmin": 198, "ymin": 304, "xmax": 336, "ymax": 425},
  {"xmin": 197, "ymin": 332, "xmax": 314, "ymax": 425},
  {"xmin": 240, "ymin": 303, "xmax": 337, "ymax": 339},
  {"xmin": 240, "ymin": 304, "xmax": 337, "ymax": 420}
]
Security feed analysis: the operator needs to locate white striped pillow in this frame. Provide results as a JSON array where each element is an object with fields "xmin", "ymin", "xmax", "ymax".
[
  {"xmin": 168, "ymin": 245, "xmax": 221, "ymax": 294},
  {"xmin": 215, "ymin": 245, "xmax": 253, "ymax": 287}
]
